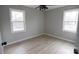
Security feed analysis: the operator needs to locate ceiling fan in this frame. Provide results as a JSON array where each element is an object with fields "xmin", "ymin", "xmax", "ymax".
[{"xmin": 35, "ymin": 5, "xmax": 50, "ymax": 12}]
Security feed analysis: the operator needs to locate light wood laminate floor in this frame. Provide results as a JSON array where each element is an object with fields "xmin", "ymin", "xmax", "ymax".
[{"xmin": 4, "ymin": 35, "xmax": 75, "ymax": 54}]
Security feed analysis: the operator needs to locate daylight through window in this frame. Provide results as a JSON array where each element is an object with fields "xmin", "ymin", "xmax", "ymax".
[
  {"xmin": 63, "ymin": 9, "xmax": 78, "ymax": 33},
  {"xmin": 10, "ymin": 9, "xmax": 25, "ymax": 33}
]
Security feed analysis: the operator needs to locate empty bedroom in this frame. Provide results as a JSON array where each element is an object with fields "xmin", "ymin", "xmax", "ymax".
[{"xmin": 0, "ymin": 5, "xmax": 79, "ymax": 54}]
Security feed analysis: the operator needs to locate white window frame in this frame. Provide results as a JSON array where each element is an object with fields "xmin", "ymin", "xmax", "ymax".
[
  {"xmin": 63, "ymin": 9, "xmax": 79, "ymax": 33},
  {"xmin": 9, "ymin": 8, "xmax": 26, "ymax": 33}
]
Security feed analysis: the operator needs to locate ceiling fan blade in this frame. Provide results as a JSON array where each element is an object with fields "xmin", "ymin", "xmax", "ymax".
[
  {"xmin": 35, "ymin": 5, "xmax": 49, "ymax": 12},
  {"xmin": 35, "ymin": 6, "xmax": 40, "ymax": 9}
]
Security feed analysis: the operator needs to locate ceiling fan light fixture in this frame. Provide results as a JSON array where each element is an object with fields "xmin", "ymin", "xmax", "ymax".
[{"xmin": 35, "ymin": 5, "xmax": 48, "ymax": 12}]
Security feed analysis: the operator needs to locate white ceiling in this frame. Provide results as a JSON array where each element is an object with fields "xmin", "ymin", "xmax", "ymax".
[{"xmin": 25, "ymin": 5, "xmax": 66, "ymax": 11}]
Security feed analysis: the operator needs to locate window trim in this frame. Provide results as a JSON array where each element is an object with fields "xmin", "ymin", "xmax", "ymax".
[
  {"xmin": 63, "ymin": 9, "xmax": 79, "ymax": 33},
  {"xmin": 9, "ymin": 8, "xmax": 26, "ymax": 33}
]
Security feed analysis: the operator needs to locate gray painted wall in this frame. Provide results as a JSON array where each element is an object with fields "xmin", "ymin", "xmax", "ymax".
[
  {"xmin": 0, "ymin": 6, "xmax": 1, "ymax": 42},
  {"xmin": 0, "ymin": 6, "xmax": 3, "ymax": 53},
  {"xmin": 1, "ymin": 5, "xmax": 44, "ymax": 44},
  {"xmin": 0, "ymin": 31, "xmax": 3, "ymax": 54},
  {"xmin": 45, "ymin": 5, "xmax": 79, "ymax": 43},
  {"xmin": 0, "ymin": 32, "xmax": 2, "ymax": 54},
  {"xmin": 1, "ymin": 5, "xmax": 79, "ymax": 50}
]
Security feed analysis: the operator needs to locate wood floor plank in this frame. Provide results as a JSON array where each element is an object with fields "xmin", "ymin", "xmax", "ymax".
[{"xmin": 4, "ymin": 35, "xmax": 75, "ymax": 54}]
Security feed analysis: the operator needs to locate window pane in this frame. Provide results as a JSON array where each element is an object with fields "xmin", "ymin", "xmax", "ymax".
[
  {"xmin": 63, "ymin": 21, "xmax": 77, "ymax": 32},
  {"xmin": 10, "ymin": 9, "xmax": 25, "ymax": 33},
  {"xmin": 64, "ymin": 10, "xmax": 78, "ymax": 21},
  {"xmin": 11, "ymin": 9, "xmax": 24, "ymax": 21},
  {"xmin": 63, "ymin": 10, "xmax": 78, "ymax": 33},
  {"xmin": 12, "ymin": 21, "xmax": 24, "ymax": 32}
]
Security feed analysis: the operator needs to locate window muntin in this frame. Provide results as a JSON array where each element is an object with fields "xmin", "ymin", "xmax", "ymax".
[
  {"xmin": 63, "ymin": 9, "xmax": 78, "ymax": 33},
  {"xmin": 10, "ymin": 9, "xmax": 26, "ymax": 33}
]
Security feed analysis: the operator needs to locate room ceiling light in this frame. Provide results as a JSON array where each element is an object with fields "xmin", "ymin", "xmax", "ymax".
[{"xmin": 35, "ymin": 5, "xmax": 48, "ymax": 12}]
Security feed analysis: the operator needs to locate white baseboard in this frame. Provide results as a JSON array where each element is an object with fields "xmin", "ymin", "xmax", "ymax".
[
  {"xmin": 6, "ymin": 33, "xmax": 75, "ymax": 46},
  {"xmin": 44, "ymin": 33, "xmax": 75, "ymax": 44},
  {"xmin": 6, "ymin": 33, "xmax": 44, "ymax": 46}
]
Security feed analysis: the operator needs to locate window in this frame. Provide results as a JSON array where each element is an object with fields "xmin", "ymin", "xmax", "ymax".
[
  {"xmin": 63, "ymin": 9, "xmax": 78, "ymax": 33},
  {"xmin": 10, "ymin": 9, "xmax": 26, "ymax": 33}
]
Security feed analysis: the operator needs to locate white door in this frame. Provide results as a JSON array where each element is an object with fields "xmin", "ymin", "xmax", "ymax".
[{"xmin": 0, "ymin": 32, "xmax": 3, "ymax": 54}]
